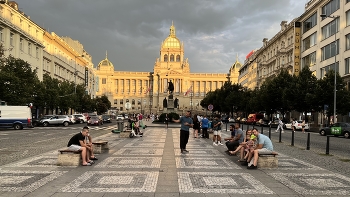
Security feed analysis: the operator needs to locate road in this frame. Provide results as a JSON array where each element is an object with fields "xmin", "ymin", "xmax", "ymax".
[{"xmin": 0, "ymin": 122, "xmax": 117, "ymax": 166}]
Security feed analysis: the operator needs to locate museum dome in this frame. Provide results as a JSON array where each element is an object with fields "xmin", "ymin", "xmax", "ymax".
[
  {"xmin": 97, "ymin": 51, "xmax": 114, "ymax": 70},
  {"xmin": 162, "ymin": 22, "xmax": 181, "ymax": 49}
]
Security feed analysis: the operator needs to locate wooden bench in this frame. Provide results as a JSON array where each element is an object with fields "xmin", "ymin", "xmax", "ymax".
[
  {"xmin": 257, "ymin": 152, "xmax": 278, "ymax": 168},
  {"xmin": 92, "ymin": 141, "xmax": 109, "ymax": 154},
  {"xmin": 57, "ymin": 149, "xmax": 82, "ymax": 166}
]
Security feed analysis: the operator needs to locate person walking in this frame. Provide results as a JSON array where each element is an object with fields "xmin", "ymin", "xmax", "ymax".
[
  {"xmin": 291, "ymin": 118, "xmax": 296, "ymax": 133},
  {"xmin": 192, "ymin": 115, "xmax": 200, "ymax": 138},
  {"xmin": 275, "ymin": 117, "xmax": 284, "ymax": 133},
  {"xmin": 301, "ymin": 119, "xmax": 306, "ymax": 133},
  {"xmin": 164, "ymin": 113, "xmax": 169, "ymax": 129},
  {"xmin": 172, "ymin": 111, "xmax": 193, "ymax": 154}
]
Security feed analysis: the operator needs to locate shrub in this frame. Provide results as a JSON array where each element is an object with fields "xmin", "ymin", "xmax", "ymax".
[{"xmin": 159, "ymin": 112, "xmax": 180, "ymax": 122}]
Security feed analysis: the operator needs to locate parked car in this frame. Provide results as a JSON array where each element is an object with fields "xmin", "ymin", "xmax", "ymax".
[
  {"xmin": 32, "ymin": 115, "xmax": 54, "ymax": 127},
  {"xmin": 246, "ymin": 113, "xmax": 264, "ymax": 125},
  {"xmin": 117, "ymin": 115, "xmax": 124, "ymax": 120},
  {"xmin": 73, "ymin": 114, "xmax": 87, "ymax": 123},
  {"xmin": 255, "ymin": 119, "xmax": 269, "ymax": 127},
  {"xmin": 319, "ymin": 122, "xmax": 350, "ymax": 138},
  {"xmin": 240, "ymin": 118, "xmax": 247, "ymax": 124},
  {"xmin": 284, "ymin": 120, "xmax": 309, "ymax": 130},
  {"xmin": 87, "ymin": 116, "xmax": 103, "ymax": 126},
  {"xmin": 228, "ymin": 117, "xmax": 236, "ymax": 123},
  {"xmin": 102, "ymin": 115, "xmax": 112, "ymax": 123},
  {"xmin": 40, "ymin": 115, "xmax": 71, "ymax": 127}
]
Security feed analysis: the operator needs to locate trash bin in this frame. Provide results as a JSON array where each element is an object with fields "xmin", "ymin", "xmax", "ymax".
[{"xmin": 117, "ymin": 120, "xmax": 124, "ymax": 131}]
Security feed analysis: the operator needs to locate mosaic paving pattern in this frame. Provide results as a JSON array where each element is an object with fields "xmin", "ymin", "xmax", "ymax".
[
  {"xmin": 132, "ymin": 138, "xmax": 166, "ymax": 143},
  {"xmin": 276, "ymin": 158, "xmax": 324, "ymax": 170},
  {"xmin": 269, "ymin": 173, "xmax": 350, "ymax": 196},
  {"xmin": 61, "ymin": 171, "xmax": 158, "ymax": 192},
  {"xmin": 173, "ymin": 143, "xmax": 213, "ymax": 149},
  {"xmin": 178, "ymin": 172, "xmax": 274, "ymax": 194},
  {"xmin": 176, "ymin": 157, "xmax": 240, "ymax": 169},
  {"xmin": 0, "ymin": 170, "xmax": 66, "ymax": 192},
  {"xmin": 95, "ymin": 157, "xmax": 162, "ymax": 168},
  {"xmin": 174, "ymin": 149, "xmax": 223, "ymax": 156},
  {"xmin": 124, "ymin": 142, "xmax": 165, "ymax": 148},
  {"xmin": 3, "ymin": 155, "xmax": 61, "ymax": 168},
  {"xmin": 113, "ymin": 148, "xmax": 164, "ymax": 156}
]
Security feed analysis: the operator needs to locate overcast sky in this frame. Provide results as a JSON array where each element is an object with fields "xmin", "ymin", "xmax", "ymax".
[{"xmin": 16, "ymin": 0, "xmax": 306, "ymax": 73}]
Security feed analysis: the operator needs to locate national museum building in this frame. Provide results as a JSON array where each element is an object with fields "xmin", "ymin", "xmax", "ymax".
[{"xmin": 95, "ymin": 23, "xmax": 241, "ymax": 115}]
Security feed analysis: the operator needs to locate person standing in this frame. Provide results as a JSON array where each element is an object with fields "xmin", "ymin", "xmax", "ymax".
[
  {"xmin": 301, "ymin": 119, "xmax": 306, "ymax": 133},
  {"xmin": 201, "ymin": 115, "xmax": 209, "ymax": 139},
  {"xmin": 291, "ymin": 118, "xmax": 296, "ymax": 133},
  {"xmin": 173, "ymin": 111, "xmax": 193, "ymax": 154},
  {"xmin": 192, "ymin": 115, "xmax": 200, "ymax": 138},
  {"xmin": 164, "ymin": 113, "xmax": 169, "ymax": 129},
  {"xmin": 212, "ymin": 115, "xmax": 223, "ymax": 146}
]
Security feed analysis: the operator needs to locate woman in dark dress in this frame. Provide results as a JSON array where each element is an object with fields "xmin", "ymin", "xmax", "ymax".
[{"xmin": 193, "ymin": 114, "xmax": 200, "ymax": 138}]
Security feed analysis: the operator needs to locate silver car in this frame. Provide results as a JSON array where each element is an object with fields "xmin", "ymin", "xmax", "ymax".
[{"xmin": 40, "ymin": 115, "xmax": 71, "ymax": 127}]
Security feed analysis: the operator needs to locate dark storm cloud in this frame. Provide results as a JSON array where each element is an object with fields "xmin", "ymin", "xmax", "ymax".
[{"xmin": 15, "ymin": 0, "xmax": 305, "ymax": 72}]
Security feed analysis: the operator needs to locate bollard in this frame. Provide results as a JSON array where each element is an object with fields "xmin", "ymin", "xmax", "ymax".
[
  {"xmin": 261, "ymin": 126, "xmax": 263, "ymax": 134},
  {"xmin": 269, "ymin": 126, "xmax": 271, "ymax": 139},
  {"xmin": 279, "ymin": 127, "xmax": 282, "ymax": 143},
  {"xmin": 291, "ymin": 129, "xmax": 294, "ymax": 146},
  {"xmin": 306, "ymin": 132, "xmax": 310, "ymax": 150},
  {"xmin": 326, "ymin": 136, "xmax": 330, "ymax": 155}
]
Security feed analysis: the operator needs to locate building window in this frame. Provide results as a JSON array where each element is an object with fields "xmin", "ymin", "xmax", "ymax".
[
  {"xmin": 138, "ymin": 99, "xmax": 141, "ymax": 105},
  {"xmin": 170, "ymin": 54, "xmax": 174, "ymax": 62},
  {"xmin": 164, "ymin": 54, "xmax": 168, "ymax": 62},
  {"xmin": 120, "ymin": 99, "xmax": 124, "ymax": 105},
  {"xmin": 10, "ymin": 33, "xmax": 14, "ymax": 46},
  {"xmin": 321, "ymin": 40, "xmax": 338, "ymax": 61},
  {"xmin": 320, "ymin": 62, "xmax": 339, "ymax": 78},
  {"xmin": 302, "ymin": 51, "xmax": 316, "ymax": 67},
  {"xmin": 303, "ymin": 32, "xmax": 317, "ymax": 51},
  {"xmin": 321, "ymin": 0, "xmax": 340, "ymax": 19},
  {"xmin": 347, "ymin": 10, "xmax": 350, "ymax": 26},
  {"xmin": 0, "ymin": 27, "xmax": 3, "ymax": 42},
  {"xmin": 322, "ymin": 17, "xmax": 339, "ymax": 40},
  {"xmin": 114, "ymin": 99, "xmax": 118, "ymax": 104},
  {"xmin": 303, "ymin": 12, "xmax": 317, "ymax": 33},
  {"xmin": 28, "ymin": 43, "xmax": 32, "ymax": 55},
  {"xmin": 345, "ymin": 58, "xmax": 350, "ymax": 74},
  {"xmin": 19, "ymin": 37, "xmax": 23, "ymax": 50},
  {"xmin": 346, "ymin": 34, "xmax": 350, "ymax": 50},
  {"xmin": 348, "ymin": 0, "xmax": 350, "ymax": 3},
  {"xmin": 102, "ymin": 78, "xmax": 106, "ymax": 84},
  {"xmin": 176, "ymin": 55, "xmax": 180, "ymax": 62},
  {"xmin": 36, "ymin": 47, "xmax": 39, "ymax": 58}
]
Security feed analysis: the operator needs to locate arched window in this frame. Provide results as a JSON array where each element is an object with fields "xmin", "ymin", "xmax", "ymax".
[
  {"xmin": 176, "ymin": 55, "xmax": 180, "ymax": 62},
  {"xmin": 164, "ymin": 54, "xmax": 168, "ymax": 62},
  {"xmin": 170, "ymin": 54, "xmax": 174, "ymax": 62}
]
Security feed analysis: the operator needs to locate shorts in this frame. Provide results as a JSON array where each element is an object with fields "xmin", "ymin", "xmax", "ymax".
[
  {"xmin": 213, "ymin": 130, "xmax": 221, "ymax": 136},
  {"xmin": 257, "ymin": 148, "xmax": 273, "ymax": 154},
  {"xmin": 68, "ymin": 144, "xmax": 82, "ymax": 151}
]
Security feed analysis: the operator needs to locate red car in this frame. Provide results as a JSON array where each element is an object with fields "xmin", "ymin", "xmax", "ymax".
[{"xmin": 87, "ymin": 116, "xmax": 103, "ymax": 126}]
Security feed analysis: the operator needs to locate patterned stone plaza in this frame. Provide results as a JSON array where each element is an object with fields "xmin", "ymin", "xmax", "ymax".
[{"xmin": 1, "ymin": 125, "xmax": 350, "ymax": 196}]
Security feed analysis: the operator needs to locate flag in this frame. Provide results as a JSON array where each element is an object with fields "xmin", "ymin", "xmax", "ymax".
[
  {"xmin": 184, "ymin": 86, "xmax": 192, "ymax": 96},
  {"xmin": 144, "ymin": 86, "xmax": 151, "ymax": 94}
]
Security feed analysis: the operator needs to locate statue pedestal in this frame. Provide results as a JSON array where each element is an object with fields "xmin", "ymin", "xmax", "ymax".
[{"xmin": 167, "ymin": 93, "xmax": 175, "ymax": 113}]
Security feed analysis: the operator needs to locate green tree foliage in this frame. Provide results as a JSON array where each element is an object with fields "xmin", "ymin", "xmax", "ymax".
[
  {"xmin": 94, "ymin": 95, "xmax": 111, "ymax": 114},
  {"xmin": 0, "ymin": 56, "xmax": 40, "ymax": 105}
]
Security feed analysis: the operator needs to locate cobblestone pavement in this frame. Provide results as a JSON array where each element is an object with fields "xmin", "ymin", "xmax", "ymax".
[{"xmin": 1, "ymin": 125, "xmax": 350, "ymax": 197}]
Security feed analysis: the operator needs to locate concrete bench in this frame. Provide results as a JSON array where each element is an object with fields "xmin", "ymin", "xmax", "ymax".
[
  {"xmin": 92, "ymin": 141, "xmax": 109, "ymax": 154},
  {"xmin": 257, "ymin": 152, "xmax": 278, "ymax": 168},
  {"xmin": 57, "ymin": 149, "xmax": 82, "ymax": 166}
]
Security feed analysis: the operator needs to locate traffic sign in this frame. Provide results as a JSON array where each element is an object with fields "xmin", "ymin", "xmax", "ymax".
[{"xmin": 208, "ymin": 104, "xmax": 213, "ymax": 111}]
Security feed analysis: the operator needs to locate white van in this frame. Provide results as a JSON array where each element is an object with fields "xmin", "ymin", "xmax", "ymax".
[{"xmin": 0, "ymin": 105, "xmax": 33, "ymax": 130}]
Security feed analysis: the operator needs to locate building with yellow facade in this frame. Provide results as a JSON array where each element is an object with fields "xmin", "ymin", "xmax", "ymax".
[{"xmin": 95, "ymin": 23, "xmax": 241, "ymax": 115}]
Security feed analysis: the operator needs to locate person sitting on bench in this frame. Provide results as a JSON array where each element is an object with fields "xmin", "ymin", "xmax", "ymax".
[
  {"xmin": 67, "ymin": 127, "xmax": 94, "ymax": 166},
  {"xmin": 245, "ymin": 128, "xmax": 274, "ymax": 169},
  {"xmin": 83, "ymin": 126, "xmax": 98, "ymax": 160}
]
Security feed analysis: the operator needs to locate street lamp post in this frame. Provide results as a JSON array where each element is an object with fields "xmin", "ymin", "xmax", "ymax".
[
  {"xmin": 74, "ymin": 55, "xmax": 84, "ymax": 94},
  {"xmin": 320, "ymin": 14, "xmax": 339, "ymax": 123}
]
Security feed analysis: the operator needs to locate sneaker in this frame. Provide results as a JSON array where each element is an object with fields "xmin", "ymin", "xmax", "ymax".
[
  {"xmin": 218, "ymin": 142, "xmax": 224, "ymax": 146},
  {"xmin": 282, "ymin": 131, "xmax": 284, "ymax": 133},
  {"xmin": 247, "ymin": 165, "xmax": 257, "ymax": 169},
  {"xmin": 275, "ymin": 130, "xmax": 278, "ymax": 133},
  {"xmin": 183, "ymin": 150, "xmax": 189, "ymax": 153},
  {"xmin": 213, "ymin": 142, "xmax": 218, "ymax": 146},
  {"xmin": 241, "ymin": 161, "xmax": 249, "ymax": 166}
]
